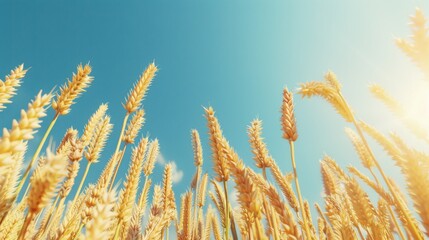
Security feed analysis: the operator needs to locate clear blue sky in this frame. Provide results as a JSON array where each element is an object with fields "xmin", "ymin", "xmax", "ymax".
[{"xmin": 1, "ymin": 0, "xmax": 428, "ymax": 214}]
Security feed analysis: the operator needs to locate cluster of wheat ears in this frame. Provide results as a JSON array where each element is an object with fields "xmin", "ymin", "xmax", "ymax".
[{"xmin": 0, "ymin": 9, "xmax": 428, "ymax": 240}]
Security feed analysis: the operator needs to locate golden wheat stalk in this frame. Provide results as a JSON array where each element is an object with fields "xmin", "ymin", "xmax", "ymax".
[
  {"xmin": 18, "ymin": 150, "xmax": 67, "ymax": 240},
  {"xmin": 0, "ymin": 91, "xmax": 52, "ymax": 166},
  {"xmin": 268, "ymin": 157, "xmax": 299, "ymax": 212},
  {"xmin": 124, "ymin": 62, "xmax": 157, "ymax": 114},
  {"xmin": 52, "ymin": 64, "xmax": 93, "ymax": 115},
  {"xmin": 142, "ymin": 139, "xmax": 158, "ymax": 177},
  {"xmin": 281, "ymin": 88, "xmax": 299, "ymax": 141},
  {"xmin": 82, "ymin": 190, "xmax": 117, "ymax": 240},
  {"xmin": 111, "ymin": 110, "xmax": 145, "ymax": 188},
  {"xmin": 298, "ymin": 74, "xmax": 353, "ymax": 122},
  {"xmin": 4, "ymin": 91, "xmax": 53, "ymax": 198},
  {"xmin": 0, "ymin": 64, "xmax": 27, "ymax": 111},
  {"xmin": 204, "ymin": 106, "xmax": 234, "ymax": 240},
  {"xmin": 396, "ymin": 9, "xmax": 429, "ymax": 78},
  {"xmin": 81, "ymin": 104, "xmax": 108, "ymax": 146},
  {"xmin": 281, "ymin": 87, "xmax": 312, "ymax": 239},
  {"xmin": 19, "ymin": 64, "xmax": 93, "ymax": 197},
  {"xmin": 73, "ymin": 116, "xmax": 112, "ymax": 203},
  {"xmin": 248, "ymin": 119, "xmax": 272, "ymax": 170},
  {"xmin": 114, "ymin": 137, "xmax": 148, "ymax": 239},
  {"xmin": 301, "ymin": 71, "xmax": 424, "ymax": 239},
  {"xmin": 122, "ymin": 109, "xmax": 145, "ymax": 144},
  {"xmin": 0, "ymin": 145, "xmax": 26, "ymax": 221}
]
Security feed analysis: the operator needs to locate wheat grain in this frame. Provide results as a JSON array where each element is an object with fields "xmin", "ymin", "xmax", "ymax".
[
  {"xmin": 0, "ymin": 64, "xmax": 27, "ymax": 111},
  {"xmin": 248, "ymin": 119, "xmax": 272, "ymax": 168},
  {"xmin": 143, "ymin": 139, "xmax": 159, "ymax": 177},
  {"xmin": 84, "ymin": 116, "xmax": 113, "ymax": 163},
  {"xmin": 81, "ymin": 104, "xmax": 108, "ymax": 146},
  {"xmin": 281, "ymin": 88, "xmax": 299, "ymax": 141},
  {"xmin": 123, "ymin": 109, "xmax": 145, "ymax": 144},
  {"xmin": 124, "ymin": 62, "xmax": 158, "ymax": 113},
  {"xmin": 52, "ymin": 64, "xmax": 93, "ymax": 115}
]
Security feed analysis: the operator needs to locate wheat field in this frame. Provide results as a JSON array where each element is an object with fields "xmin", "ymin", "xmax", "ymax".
[{"xmin": 0, "ymin": 8, "xmax": 428, "ymax": 240}]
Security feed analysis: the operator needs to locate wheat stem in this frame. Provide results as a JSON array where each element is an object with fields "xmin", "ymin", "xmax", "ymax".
[
  {"xmin": 261, "ymin": 167, "xmax": 279, "ymax": 240},
  {"xmin": 191, "ymin": 166, "xmax": 201, "ymax": 240},
  {"xmin": 138, "ymin": 175, "xmax": 150, "ymax": 209},
  {"xmin": 16, "ymin": 113, "xmax": 59, "ymax": 197},
  {"xmin": 40, "ymin": 195, "xmax": 61, "ymax": 235},
  {"xmin": 72, "ymin": 162, "xmax": 91, "ymax": 204},
  {"xmin": 108, "ymin": 113, "xmax": 129, "ymax": 189},
  {"xmin": 356, "ymin": 225, "xmax": 365, "ymax": 239},
  {"xmin": 109, "ymin": 144, "xmax": 127, "ymax": 191},
  {"xmin": 18, "ymin": 212, "xmax": 34, "ymax": 240},
  {"xmin": 223, "ymin": 180, "xmax": 230, "ymax": 240},
  {"xmin": 288, "ymin": 141, "xmax": 312, "ymax": 239},
  {"xmin": 113, "ymin": 221, "xmax": 121, "ymax": 240}
]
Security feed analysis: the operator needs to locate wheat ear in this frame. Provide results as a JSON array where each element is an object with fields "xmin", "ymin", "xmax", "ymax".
[
  {"xmin": 80, "ymin": 104, "xmax": 108, "ymax": 146},
  {"xmin": 143, "ymin": 139, "xmax": 159, "ymax": 177},
  {"xmin": 248, "ymin": 119, "xmax": 272, "ymax": 170},
  {"xmin": 5, "ymin": 91, "xmax": 53, "ymax": 197},
  {"xmin": 396, "ymin": 9, "xmax": 429, "ymax": 78},
  {"xmin": 0, "ymin": 64, "xmax": 27, "ymax": 111},
  {"xmin": 117, "ymin": 137, "xmax": 148, "ymax": 221},
  {"xmin": 73, "ymin": 116, "xmax": 112, "ymax": 203},
  {"xmin": 122, "ymin": 109, "xmax": 145, "ymax": 144},
  {"xmin": 82, "ymin": 190, "xmax": 117, "ymax": 240},
  {"xmin": 19, "ymin": 150, "xmax": 67, "ymax": 240},
  {"xmin": 124, "ymin": 62, "xmax": 158, "ymax": 113}
]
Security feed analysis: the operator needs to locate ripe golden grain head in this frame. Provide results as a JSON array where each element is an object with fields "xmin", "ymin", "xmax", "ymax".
[
  {"xmin": 204, "ymin": 106, "xmax": 229, "ymax": 182},
  {"xmin": 52, "ymin": 64, "xmax": 93, "ymax": 115},
  {"xmin": 0, "ymin": 64, "xmax": 27, "ymax": 111},
  {"xmin": 281, "ymin": 88, "xmax": 298, "ymax": 142},
  {"xmin": 27, "ymin": 150, "xmax": 67, "ymax": 214},
  {"xmin": 0, "ymin": 91, "xmax": 52, "ymax": 166},
  {"xmin": 124, "ymin": 62, "xmax": 158, "ymax": 114},
  {"xmin": 298, "ymin": 78, "xmax": 353, "ymax": 122},
  {"xmin": 81, "ymin": 104, "xmax": 108, "ymax": 147},
  {"xmin": 248, "ymin": 119, "xmax": 271, "ymax": 169},
  {"xmin": 143, "ymin": 139, "xmax": 159, "ymax": 177},
  {"xmin": 123, "ymin": 109, "xmax": 145, "ymax": 144},
  {"xmin": 84, "ymin": 116, "xmax": 113, "ymax": 163},
  {"xmin": 191, "ymin": 129, "xmax": 203, "ymax": 167},
  {"xmin": 118, "ymin": 137, "xmax": 148, "ymax": 221}
]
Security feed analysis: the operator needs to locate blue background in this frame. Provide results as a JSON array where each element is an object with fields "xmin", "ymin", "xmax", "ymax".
[{"xmin": 1, "ymin": 0, "xmax": 429, "ymax": 224}]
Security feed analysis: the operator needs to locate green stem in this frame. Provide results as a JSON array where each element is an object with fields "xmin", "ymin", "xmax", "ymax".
[
  {"xmin": 16, "ymin": 113, "xmax": 59, "ymax": 197},
  {"xmin": 72, "ymin": 162, "xmax": 91, "ymax": 204},
  {"xmin": 288, "ymin": 141, "xmax": 312, "ymax": 239}
]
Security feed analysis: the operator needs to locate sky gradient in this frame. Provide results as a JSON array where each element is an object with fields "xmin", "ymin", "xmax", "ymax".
[{"xmin": 1, "ymin": 0, "xmax": 429, "ymax": 221}]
